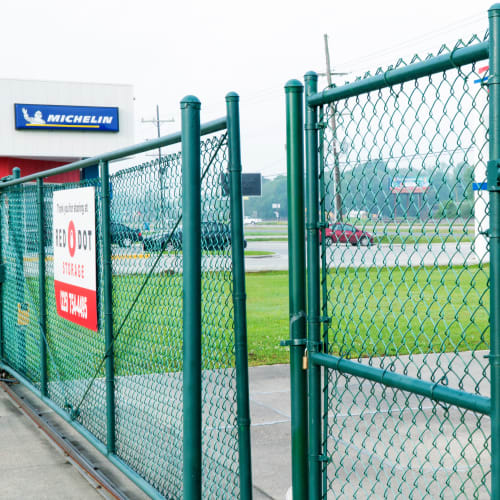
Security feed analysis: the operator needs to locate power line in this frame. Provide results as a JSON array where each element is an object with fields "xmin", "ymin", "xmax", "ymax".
[
  {"xmin": 336, "ymin": 12, "xmax": 486, "ymax": 74},
  {"xmin": 140, "ymin": 105, "xmax": 175, "ymax": 218},
  {"xmin": 238, "ymin": 12, "xmax": 487, "ymax": 106},
  {"xmin": 141, "ymin": 104, "xmax": 175, "ymax": 158}
]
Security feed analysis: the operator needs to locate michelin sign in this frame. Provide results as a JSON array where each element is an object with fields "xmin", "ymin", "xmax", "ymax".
[{"xmin": 14, "ymin": 103, "xmax": 119, "ymax": 132}]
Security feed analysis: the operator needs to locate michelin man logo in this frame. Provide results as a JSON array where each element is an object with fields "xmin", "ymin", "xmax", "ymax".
[{"xmin": 22, "ymin": 108, "xmax": 46, "ymax": 125}]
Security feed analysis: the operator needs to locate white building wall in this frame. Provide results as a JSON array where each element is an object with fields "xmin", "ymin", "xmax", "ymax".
[{"xmin": 0, "ymin": 79, "xmax": 134, "ymax": 159}]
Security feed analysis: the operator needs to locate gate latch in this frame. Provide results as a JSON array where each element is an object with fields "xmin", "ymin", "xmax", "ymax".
[
  {"xmin": 487, "ymin": 159, "xmax": 500, "ymax": 191},
  {"xmin": 280, "ymin": 338, "xmax": 307, "ymax": 347}
]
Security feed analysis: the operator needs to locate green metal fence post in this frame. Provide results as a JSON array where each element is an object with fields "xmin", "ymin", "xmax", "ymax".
[
  {"xmin": 11, "ymin": 167, "xmax": 27, "ymax": 374},
  {"xmin": 181, "ymin": 95, "xmax": 202, "ymax": 500},
  {"xmin": 489, "ymin": 5, "xmax": 500, "ymax": 499},
  {"xmin": 37, "ymin": 178, "xmax": 48, "ymax": 397},
  {"xmin": 318, "ymin": 105, "xmax": 329, "ymax": 496},
  {"xmin": 304, "ymin": 71, "xmax": 322, "ymax": 499},
  {"xmin": 226, "ymin": 92, "xmax": 253, "ymax": 499},
  {"xmin": 285, "ymin": 79, "xmax": 308, "ymax": 500},
  {"xmin": 100, "ymin": 159, "xmax": 116, "ymax": 454}
]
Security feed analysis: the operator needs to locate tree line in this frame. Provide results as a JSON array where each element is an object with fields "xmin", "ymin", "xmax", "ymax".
[{"xmin": 245, "ymin": 160, "xmax": 476, "ymax": 221}]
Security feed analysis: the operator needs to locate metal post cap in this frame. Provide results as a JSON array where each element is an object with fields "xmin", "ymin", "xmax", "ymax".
[
  {"xmin": 180, "ymin": 95, "xmax": 201, "ymax": 109},
  {"xmin": 304, "ymin": 71, "xmax": 318, "ymax": 81},
  {"xmin": 285, "ymin": 79, "xmax": 304, "ymax": 92}
]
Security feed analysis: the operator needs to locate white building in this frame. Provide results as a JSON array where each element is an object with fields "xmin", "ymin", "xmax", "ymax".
[{"xmin": 0, "ymin": 78, "xmax": 134, "ymax": 182}]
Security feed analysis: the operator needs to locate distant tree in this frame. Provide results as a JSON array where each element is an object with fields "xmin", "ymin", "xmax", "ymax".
[
  {"xmin": 244, "ymin": 175, "xmax": 288, "ymax": 220},
  {"xmin": 245, "ymin": 160, "xmax": 476, "ymax": 222},
  {"xmin": 457, "ymin": 199, "xmax": 474, "ymax": 219},
  {"xmin": 437, "ymin": 200, "xmax": 458, "ymax": 219}
]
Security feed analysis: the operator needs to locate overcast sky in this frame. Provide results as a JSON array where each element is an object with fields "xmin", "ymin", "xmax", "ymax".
[{"xmin": 0, "ymin": 0, "xmax": 495, "ymax": 176}]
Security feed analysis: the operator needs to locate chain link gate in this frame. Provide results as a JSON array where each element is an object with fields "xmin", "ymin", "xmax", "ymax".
[
  {"xmin": 287, "ymin": 5, "xmax": 500, "ymax": 499},
  {"xmin": 0, "ymin": 94, "xmax": 252, "ymax": 499}
]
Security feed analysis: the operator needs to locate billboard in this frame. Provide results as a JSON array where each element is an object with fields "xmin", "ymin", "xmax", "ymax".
[
  {"xmin": 220, "ymin": 173, "xmax": 262, "ymax": 196},
  {"xmin": 390, "ymin": 176, "xmax": 429, "ymax": 194}
]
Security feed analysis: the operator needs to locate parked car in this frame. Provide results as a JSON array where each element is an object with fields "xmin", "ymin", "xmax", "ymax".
[
  {"xmin": 143, "ymin": 222, "xmax": 247, "ymax": 252},
  {"xmin": 142, "ymin": 228, "xmax": 182, "ymax": 251},
  {"xmin": 243, "ymin": 216, "xmax": 262, "ymax": 225},
  {"xmin": 110, "ymin": 222, "xmax": 143, "ymax": 247},
  {"xmin": 321, "ymin": 222, "xmax": 373, "ymax": 246}
]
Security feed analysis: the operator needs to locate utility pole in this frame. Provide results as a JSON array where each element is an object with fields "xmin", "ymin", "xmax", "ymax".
[
  {"xmin": 141, "ymin": 105, "xmax": 174, "ymax": 223},
  {"xmin": 323, "ymin": 34, "xmax": 344, "ymax": 222},
  {"xmin": 141, "ymin": 105, "xmax": 175, "ymax": 161}
]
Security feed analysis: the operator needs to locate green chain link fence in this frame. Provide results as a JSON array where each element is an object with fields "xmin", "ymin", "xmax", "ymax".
[
  {"xmin": 287, "ymin": 6, "xmax": 500, "ymax": 499},
  {"xmin": 0, "ymin": 94, "xmax": 252, "ymax": 500},
  {"xmin": 318, "ymin": 33, "xmax": 490, "ymax": 499}
]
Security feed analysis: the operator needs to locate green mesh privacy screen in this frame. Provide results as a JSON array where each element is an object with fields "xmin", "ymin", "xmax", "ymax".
[
  {"xmin": 315, "ymin": 34, "xmax": 491, "ymax": 497},
  {"xmin": 0, "ymin": 129, "xmax": 245, "ymax": 499}
]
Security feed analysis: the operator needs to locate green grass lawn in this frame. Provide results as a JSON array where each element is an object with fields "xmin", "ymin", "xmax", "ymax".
[
  {"xmin": 245, "ymin": 265, "xmax": 489, "ymax": 365},
  {"xmin": 245, "ymin": 237, "xmax": 288, "ymax": 242},
  {"xmin": 244, "ymin": 231, "xmax": 288, "ymax": 236},
  {"xmin": 19, "ymin": 271, "xmax": 235, "ymax": 379},
  {"xmin": 12, "ymin": 263, "xmax": 489, "ymax": 377},
  {"xmin": 244, "ymin": 250, "xmax": 275, "ymax": 256},
  {"xmin": 373, "ymin": 235, "xmax": 473, "ymax": 245},
  {"xmin": 244, "ymin": 235, "xmax": 472, "ymax": 244}
]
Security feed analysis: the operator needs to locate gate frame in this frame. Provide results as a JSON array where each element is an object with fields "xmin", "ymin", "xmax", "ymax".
[
  {"xmin": 488, "ymin": 4, "xmax": 500, "ymax": 498},
  {"xmin": 286, "ymin": 5, "xmax": 499, "ymax": 498}
]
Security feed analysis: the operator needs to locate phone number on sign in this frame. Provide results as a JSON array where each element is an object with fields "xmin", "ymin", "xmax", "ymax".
[{"xmin": 59, "ymin": 290, "xmax": 88, "ymax": 319}]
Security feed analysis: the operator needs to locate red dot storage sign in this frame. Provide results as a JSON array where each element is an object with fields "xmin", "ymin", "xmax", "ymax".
[{"xmin": 53, "ymin": 187, "xmax": 97, "ymax": 331}]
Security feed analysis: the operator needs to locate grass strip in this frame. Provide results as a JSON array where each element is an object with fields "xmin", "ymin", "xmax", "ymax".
[
  {"xmin": 246, "ymin": 264, "xmax": 488, "ymax": 365},
  {"xmin": 244, "ymin": 250, "xmax": 275, "ymax": 256},
  {"xmin": 246, "ymin": 237, "xmax": 289, "ymax": 242},
  {"xmin": 15, "ymin": 264, "xmax": 488, "ymax": 373}
]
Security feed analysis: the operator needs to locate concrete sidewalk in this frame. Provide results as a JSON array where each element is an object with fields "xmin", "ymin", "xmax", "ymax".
[
  {"xmin": 249, "ymin": 365, "xmax": 292, "ymax": 499},
  {"xmin": 0, "ymin": 365, "xmax": 293, "ymax": 500},
  {"xmin": 0, "ymin": 357, "xmax": 488, "ymax": 499},
  {"xmin": 0, "ymin": 382, "xmax": 105, "ymax": 499}
]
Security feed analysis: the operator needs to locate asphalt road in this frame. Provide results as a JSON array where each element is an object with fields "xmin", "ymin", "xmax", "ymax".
[
  {"xmin": 244, "ymin": 240, "xmax": 482, "ymax": 272},
  {"xmin": 22, "ymin": 240, "xmax": 483, "ymax": 277}
]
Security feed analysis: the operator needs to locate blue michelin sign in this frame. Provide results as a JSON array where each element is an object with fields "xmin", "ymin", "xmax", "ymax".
[{"xmin": 14, "ymin": 103, "xmax": 119, "ymax": 132}]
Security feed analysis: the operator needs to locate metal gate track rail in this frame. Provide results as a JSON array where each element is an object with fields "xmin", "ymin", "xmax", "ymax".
[
  {"xmin": 311, "ymin": 352, "xmax": 491, "ymax": 415},
  {"xmin": 0, "ymin": 363, "xmax": 163, "ymax": 499},
  {"xmin": 0, "ymin": 380, "xmax": 129, "ymax": 500}
]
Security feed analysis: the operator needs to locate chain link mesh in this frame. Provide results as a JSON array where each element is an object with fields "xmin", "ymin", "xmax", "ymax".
[
  {"xmin": 199, "ymin": 136, "xmax": 239, "ymax": 498},
  {"xmin": 2, "ymin": 184, "xmax": 42, "ymax": 387},
  {"xmin": 319, "ymin": 35, "xmax": 490, "ymax": 497},
  {"xmin": 111, "ymin": 151, "xmax": 185, "ymax": 496},
  {"xmin": 1, "ymin": 131, "xmax": 242, "ymax": 499}
]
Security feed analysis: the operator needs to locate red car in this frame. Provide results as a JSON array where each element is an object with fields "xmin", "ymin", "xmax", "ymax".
[{"xmin": 321, "ymin": 223, "xmax": 374, "ymax": 246}]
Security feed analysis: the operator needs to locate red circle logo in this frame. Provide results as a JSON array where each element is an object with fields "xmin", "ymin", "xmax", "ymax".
[{"xmin": 68, "ymin": 221, "xmax": 76, "ymax": 257}]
